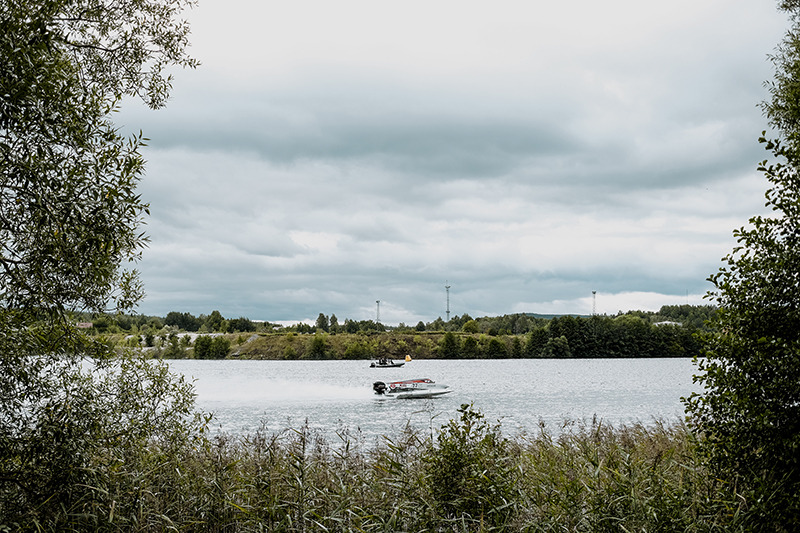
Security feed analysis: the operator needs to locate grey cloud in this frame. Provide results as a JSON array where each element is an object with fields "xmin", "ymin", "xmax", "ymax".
[
  {"xmin": 117, "ymin": 1, "xmax": 787, "ymax": 322},
  {"xmin": 130, "ymin": 101, "xmax": 578, "ymax": 178},
  {"xmin": 124, "ymin": 84, "xmax": 768, "ymax": 217}
]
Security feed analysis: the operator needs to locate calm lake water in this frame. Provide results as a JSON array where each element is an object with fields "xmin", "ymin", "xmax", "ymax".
[{"xmin": 167, "ymin": 358, "xmax": 700, "ymax": 444}]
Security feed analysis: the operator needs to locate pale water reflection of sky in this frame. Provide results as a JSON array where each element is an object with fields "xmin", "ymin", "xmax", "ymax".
[
  {"xmin": 172, "ymin": 359, "xmax": 698, "ymax": 442},
  {"xmin": 118, "ymin": 1, "xmax": 787, "ymax": 324}
]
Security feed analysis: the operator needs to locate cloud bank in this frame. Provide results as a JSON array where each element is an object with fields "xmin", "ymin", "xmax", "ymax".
[{"xmin": 117, "ymin": 0, "xmax": 787, "ymax": 323}]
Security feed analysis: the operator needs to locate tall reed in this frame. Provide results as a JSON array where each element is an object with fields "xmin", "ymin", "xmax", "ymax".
[{"xmin": 6, "ymin": 408, "xmax": 749, "ymax": 532}]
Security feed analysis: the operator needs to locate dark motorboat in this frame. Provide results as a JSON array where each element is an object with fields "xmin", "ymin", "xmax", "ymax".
[{"xmin": 370, "ymin": 358, "xmax": 404, "ymax": 368}]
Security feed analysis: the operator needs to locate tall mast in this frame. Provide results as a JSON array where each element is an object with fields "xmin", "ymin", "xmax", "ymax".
[{"xmin": 445, "ymin": 281, "xmax": 451, "ymax": 322}]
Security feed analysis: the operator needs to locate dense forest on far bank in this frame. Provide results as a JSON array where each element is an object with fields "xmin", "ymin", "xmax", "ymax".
[{"xmin": 93, "ymin": 304, "xmax": 714, "ymax": 360}]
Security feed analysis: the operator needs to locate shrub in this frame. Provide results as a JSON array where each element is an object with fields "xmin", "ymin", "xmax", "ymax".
[
  {"xmin": 163, "ymin": 336, "xmax": 183, "ymax": 358},
  {"xmin": 283, "ymin": 345, "xmax": 297, "ymax": 359},
  {"xmin": 462, "ymin": 336, "xmax": 480, "ymax": 359},
  {"xmin": 438, "ymin": 331, "xmax": 460, "ymax": 359},
  {"xmin": 483, "ymin": 336, "xmax": 509, "ymax": 358},
  {"xmin": 194, "ymin": 335, "xmax": 213, "ymax": 359},
  {"xmin": 210, "ymin": 336, "xmax": 231, "ymax": 358},
  {"xmin": 305, "ymin": 333, "xmax": 327, "ymax": 359},
  {"xmin": 423, "ymin": 404, "xmax": 518, "ymax": 528},
  {"xmin": 343, "ymin": 341, "xmax": 373, "ymax": 359},
  {"xmin": 462, "ymin": 320, "xmax": 480, "ymax": 333}
]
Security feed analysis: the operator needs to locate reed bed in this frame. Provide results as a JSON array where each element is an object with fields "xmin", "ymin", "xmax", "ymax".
[{"xmin": 7, "ymin": 406, "xmax": 748, "ymax": 532}]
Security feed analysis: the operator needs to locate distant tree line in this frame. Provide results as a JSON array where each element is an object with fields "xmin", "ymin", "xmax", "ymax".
[
  {"xmin": 280, "ymin": 305, "xmax": 712, "ymax": 359},
  {"xmin": 435, "ymin": 314, "xmax": 701, "ymax": 359},
  {"xmin": 77, "ymin": 309, "xmax": 277, "ymax": 335},
  {"xmin": 82, "ymin": 305, "xmax": 713, "ymax": 359},
  {"xmin": 82, "ymin": 304, "xmax": 714, "ymax": 336},
  {"xmin": 420, "ymin": 304, "xmax": 716, "ymax": 336}
]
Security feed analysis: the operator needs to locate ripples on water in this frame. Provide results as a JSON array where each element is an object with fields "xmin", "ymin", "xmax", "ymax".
[{"xmin": 167, "ymin": 358, "xmax": 700, "ymax": 444}]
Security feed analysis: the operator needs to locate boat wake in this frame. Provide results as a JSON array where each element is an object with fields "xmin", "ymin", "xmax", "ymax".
[{"xmin": 196, "ymin": 379, "xmax": 373, "ymax": 404}]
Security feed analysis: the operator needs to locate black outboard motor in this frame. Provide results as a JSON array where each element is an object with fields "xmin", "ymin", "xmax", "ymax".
[{"xmin": 373, "ymin": 381, "xmax": 387, "ymax": 395}]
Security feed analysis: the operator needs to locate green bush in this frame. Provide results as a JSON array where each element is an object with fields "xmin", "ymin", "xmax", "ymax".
[
  {"xmin": 483, "ymin": 336, "xmax": 509, "ymax": 358},
  {"xmin": 423, "ymin": 403, "xmax": 519, "ymax": 528},
  {"xmin": 194, "ymin": 335, "xmax": 213, "ymax": 359},
  {"xmin": 462, "ymin": 336, "xmax": 480, "ymax": 359},
  {"xmin": 462, "ymin": 319, "xmax": 480, "ymax": 333},
  {"xmin": 438, "ymin": 331, "xmax": 460, "ymax": 359},
  {"xmin": 210, "ymin": 336, "xmax": 231, "ymax": 359},
  {"xmin": 282, "ymin": 345, "xmax": 297, "ymax": 359},
  {"xmin": 343, "ymin": 340, "xmax": 374, "ymax": 359},
  {"xmin": 305, "ymin": 333, "xmax": 327, "ymax": 359},
  {"xmin": 683, "ymin": 3, "xmax": 800, "ymax": 529},
  {"xmin": 163, "ymin": 336, "xmax": 183, "ymax": 358}
]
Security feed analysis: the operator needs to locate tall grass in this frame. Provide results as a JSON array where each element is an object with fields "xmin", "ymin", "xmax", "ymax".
[{"xmin": 4, "ymin": 406, "xmax": 750, "ymax": 532}]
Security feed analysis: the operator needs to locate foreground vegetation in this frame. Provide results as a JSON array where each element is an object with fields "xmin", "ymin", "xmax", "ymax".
[
  {"xmin": 0, "ymin": 398, "xmax": 762, "ymax": 532},
  {"xmin": 3, "ymin": 0, "xmax": 799, "ymax": 531}
]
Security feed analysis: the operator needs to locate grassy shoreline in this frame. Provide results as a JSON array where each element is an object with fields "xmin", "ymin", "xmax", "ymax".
[{"xmin": 105, "ymin": 330, "xmax": 700, "ymax": 361}]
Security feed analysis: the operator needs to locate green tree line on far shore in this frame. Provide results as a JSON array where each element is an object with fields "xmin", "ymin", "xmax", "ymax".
[
  {"xmin": 79, "ymin": 303, "xmax": 716, "ymax": 337},
  {"xmin": 91, "ymin": 304, "xmax": 712, "ymax": 360}
]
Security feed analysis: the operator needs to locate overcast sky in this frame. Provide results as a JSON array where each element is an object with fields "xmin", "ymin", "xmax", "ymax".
[{"xmin": 117, "ymin": 0, "xmax": 788, "ymax": 325}]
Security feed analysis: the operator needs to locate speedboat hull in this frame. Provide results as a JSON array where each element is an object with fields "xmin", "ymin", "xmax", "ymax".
[
  {"xmin": 391, "ymin": 388, "xmax": 452, "ymax": 399},
  {"xmin": 373, "ymin": 378, "xmax": 451, "ymax": 399}
]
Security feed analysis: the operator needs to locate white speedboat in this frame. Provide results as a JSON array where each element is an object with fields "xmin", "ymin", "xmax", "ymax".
[{"xmin": 372, "ymin": 378, "xmax": 452, "ymax": 399}]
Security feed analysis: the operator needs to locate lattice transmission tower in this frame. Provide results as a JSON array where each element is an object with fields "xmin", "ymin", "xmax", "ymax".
[{"xmin": 445, "ymin": 281, "xmax": 451, "ymax": 322}]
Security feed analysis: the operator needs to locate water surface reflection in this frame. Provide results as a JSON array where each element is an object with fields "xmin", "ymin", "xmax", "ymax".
[{"xmin": 167, "ymin": 358, "xmax": 699, "ymax": 443}]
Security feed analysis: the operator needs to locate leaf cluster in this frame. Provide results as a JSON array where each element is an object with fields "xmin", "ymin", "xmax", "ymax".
[
  {"xmin": 1, "ymin": 0, "xmax": 200, "ymax": 528},
  {"xmin": 684, "ymin": 3, "xmax": 800, "ymax": 528}
]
